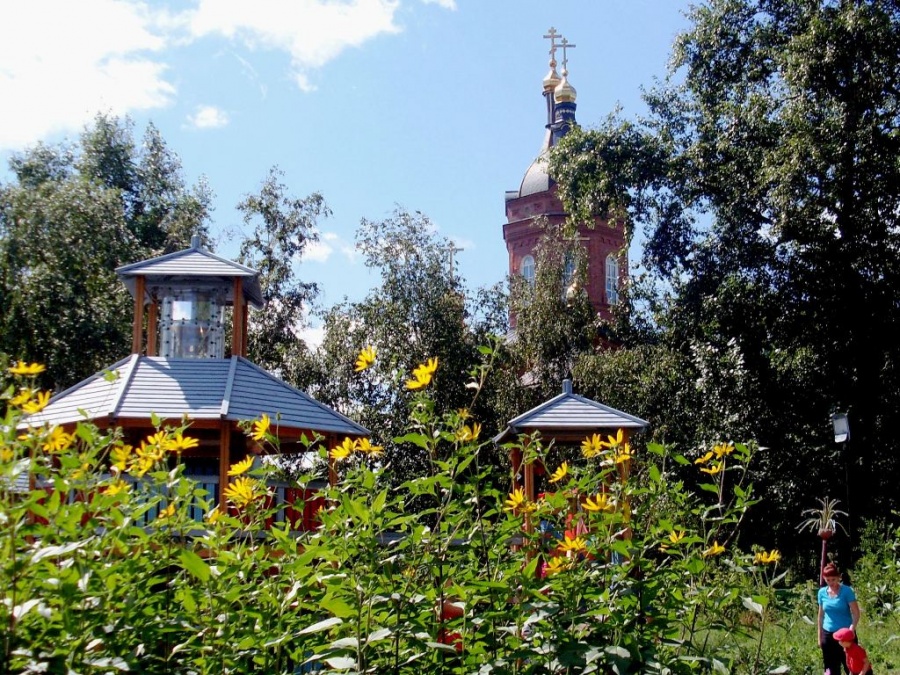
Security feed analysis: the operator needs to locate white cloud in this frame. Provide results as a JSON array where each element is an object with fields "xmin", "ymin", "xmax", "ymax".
[
  {"xmin": 422, "ymin": 0, "xmax": 456, "ymax": 9},
  {"xmin": 303, "ymin": 231, "xmax": 360, "ymax": 264},
  {"xmin": 300, "ymin": 323, "xmax": 326, "ymax": 350},
  {"xmin": 303, "ymin": 238, "xmax": 334, "ymax": 263},
  {"xmin": 0, "ymin": 0, "xmax": 404, "ymax": 150},
  {"xmin": 187, "ymin": 104, "xmax": 230, "ymax": 129},
  {"xmin": 0, "ymin": 0, "xmax": 174, "ymax": 150},
  {"xmin": 187, "ymin": 0, "xmax": 401, "ymax": 92}
]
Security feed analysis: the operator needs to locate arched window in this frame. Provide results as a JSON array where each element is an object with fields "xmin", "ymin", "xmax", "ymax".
[
  {"xmin": 520, "ymin": 255, "xmax": 535, "ymax": 286},
  {"xmin": 563, "ymin": 252, "xmax": 576, "ymax": 287},
  {"xmin": 605, "ymin": 254, "xmax": 620, "ymax": 304}
]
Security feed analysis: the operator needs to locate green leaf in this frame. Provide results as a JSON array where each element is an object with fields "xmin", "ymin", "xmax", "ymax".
[
  {"xmin": 742, "ymin": 596, "xmax": 764, "ymax": 615},
  {"xmin": 324, "ymin": 656, "xmax": 356, "ymax": 670},
  {"xmin": 394, "ymin": 433, "xmax": 430, "ymax": 450},
  {"xmin": 319, "ymin": 595, "xmax": 356, "ymax": 618},
  {"xmin": 297, "ymin": 617, "xmax": 343, "ymax": 635},
  {"xmin": 179, "ymin": 549, "xmax": 210, "ymax": 583}
]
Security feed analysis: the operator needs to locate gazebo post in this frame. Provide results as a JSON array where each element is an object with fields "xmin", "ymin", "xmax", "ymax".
[
  {"xmin": 511, "ymin": 447, "xmax": 523, "ymax": 490},
  {"xmin": 218, "ymin": 421, "xmax": 231, "ymax": 505}
]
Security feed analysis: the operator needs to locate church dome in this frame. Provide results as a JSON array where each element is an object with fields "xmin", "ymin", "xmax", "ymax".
[{"xmin": 518, "ymin": 148, "xmax": 552, "ymax": 198}]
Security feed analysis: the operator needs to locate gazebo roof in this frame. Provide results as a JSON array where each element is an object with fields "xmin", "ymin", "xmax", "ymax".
[
  {"xmin": 493, "ymin": 379, "xmax": 649, "ymax": 444},
  {"xmin": 22, "ymin": 355, "xmax": 368, "ymax": 437},
  {"xmin": 116, "ymin": 244, "xmax": 265, "ymax": 309}
]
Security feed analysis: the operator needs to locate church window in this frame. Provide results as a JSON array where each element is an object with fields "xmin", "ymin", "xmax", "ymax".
[
  {"xmin": 521, "ymin": 255, "xmax": 535, "ymax": 286},
  {"xmin": 605, "ymin": 255, "xmax": 620, "ymax": 304}
]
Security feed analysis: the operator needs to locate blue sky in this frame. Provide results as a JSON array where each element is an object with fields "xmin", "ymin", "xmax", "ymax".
[{"xmin": 0, "ymin": 0, "xmax": 691, "ymax": 340}]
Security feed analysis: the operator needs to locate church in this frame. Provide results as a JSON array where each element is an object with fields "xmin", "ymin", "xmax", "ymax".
[{"xmin": 503, "ymin": 28, "xmax": 626, "ymax": 325}]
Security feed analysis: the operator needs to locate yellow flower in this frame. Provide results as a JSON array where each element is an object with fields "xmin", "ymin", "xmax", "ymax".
[
  {"xmin": 354, "ymin": 345, "xmax": 376, "ymax": 372},
  {"xmin": 713, "ymin": 443, "xmax": 735, "ymax": 458},
  {"xmin": 330, "ymin": 437, "xmax": 357, "ymax": 461},
  {"xmin": 581, "ymin": 434, "xmax": 604, "ymax": 459},
  {"xmin": 166, "ymin": 432, "xmax": 199, "ymax": 453},
  {"xmin": 72, "ymin": 461, "xmax": 92, "ymax": 480},
  {"xmin": 111, "ymin": 444, "xmax": 133, "ymax": 472},
  {"xmin": 694, "ymin": 451, "xmax": 715, "ymax": 465},
  {"xmin": 504, "ymin": 487, "xmax": 528, "ymax": 512},
  {"xmin": 615, "ymin": 443, "xmax": 633, "ymax": 464},
  {"xmin": 42, "ymin": 426, "xmax": 73, "ymax": 453},
  {"xmin": 700, "ymin": 462, "xmax": 724, "ymax": 475},
  {"xmin": 146, "ymin": 431, "xmax": 168, "ymax": 447},
  {"xmin": 456, "ymin": 408, "xmax": 471, "ymax": 420},
  {"xmin": 130, "ymin": 455, "xmax": 155, "ymax": 478},
  {"xmin": 252, "ymin": 414, "xmax": 271, "ymax": 442},
  {"xmin": 136, "ymin": 440, "xmax": 164, "ymax": 463},
  {"xmin": 8, "ymin": 361, "xmax": 45, "ymax": 376},
  {"xmin": 406, "ymin": 357, "xmax": 438, "ymax": 390},
  {"xmin": 228, "ymin": 456, "xmax": 255, "ymax": 476},
  {"xmin": 601, "ymin": 428, "xmax": 624, "ymax": 449},
  {"xmin": 455, "ymin": 423, "xmax": 481, "ymax": 443},
  {"xmin": 158, "ymin": 503, "xmax": 176, "ymax": 520},
  {"xmin": 668, "ymin": 530, "xmax": 686, "ymax": 545},
  {"xmin": 548, "ymin": 462, "xmax": 568, "ymax": 484},
  {"xmin": 357, "ymin": 437, "xmax": 383, "ymax": 456},
  {"xmin": 103, "ymin": 479, "xmax": 131, "ymax": 496},
  {"xmin": 545, "ymin": 557, "xmax": 570, "ymax": 575},
  {"xmin": 703, "ymin": 541, "xmax": 726, "ymax": 557},
  {"xmin": 754, "ymin": 549, "xmax": 781, "ymax": 565},
  {"xmin": 583, "ymin": 493, "xmax": 614, "ymax": 512},
  {"xmin": 224, "ymin": 477, "xmax": 259, "ymax": 508},
  {"xmin": 206, "ymin": 507, "xmax": 222, "ymax": 525},
  {"xmin": 558, "ymin": 535, "xmax": 588, "ymax": 555},
  {"xmin": 22, "ymin": 391, "xmax": 51, "ymax": 414},
  {"xmin": 1, "ymin": 446, "xmax": 14, "ymax": 463},
  {"xmin": 10, "ymin": 388, "xmax": 34, "ymax": 407}
]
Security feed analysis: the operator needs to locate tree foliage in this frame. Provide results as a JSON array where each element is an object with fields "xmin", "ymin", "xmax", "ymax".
[
  {"xmin": 237, "ymin": 167, "xmax": 327, "ymax": 381},
  {"xmin": 298, "ymin": 208, "xmax": 509, "ymax": 484},
  {"xmin": 0, "ymin": 115, "xmax": 211, "ymax": 391},
  {"xmin": 551, "ymin": 0, "xmax": 900, "ymax": 550}
]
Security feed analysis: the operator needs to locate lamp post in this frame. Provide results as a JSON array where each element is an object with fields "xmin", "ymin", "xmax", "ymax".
[{"xmin": 832, "ymin": 412, "xmax": 852, "ymax": 558}]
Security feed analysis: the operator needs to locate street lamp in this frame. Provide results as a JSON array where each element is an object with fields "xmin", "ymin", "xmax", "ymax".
[
  {"xmin": 831, "ymin": 412, "xmax": 852, "ymax": 558},
  {"xmin": 832, "ymin": 412, "xmax": 850, "ymax": 443}
]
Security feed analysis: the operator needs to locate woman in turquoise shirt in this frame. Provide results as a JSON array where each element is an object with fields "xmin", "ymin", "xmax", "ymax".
[{"xmin": 818, "ymin": 562, "xmax": 861, "ymax": 675}]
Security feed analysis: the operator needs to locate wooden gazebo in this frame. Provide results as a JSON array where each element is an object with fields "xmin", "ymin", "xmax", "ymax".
[
  {"xmin": 24, "ymin": 236, "xmax": 368, "ymax": 512},
  {"xmin": 493, "ymin": 379, "xmax": 648, "ymax": 502}
]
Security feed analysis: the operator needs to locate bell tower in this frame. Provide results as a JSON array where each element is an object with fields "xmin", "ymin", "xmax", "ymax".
[{"xmin": 503, "ymin": 29, "xmax": 626, "ymax": 326}]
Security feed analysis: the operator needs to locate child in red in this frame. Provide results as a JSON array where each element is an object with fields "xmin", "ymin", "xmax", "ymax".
[{"xmin": 832, "ymin": 628, "xmax": 873, "ymax": 675}]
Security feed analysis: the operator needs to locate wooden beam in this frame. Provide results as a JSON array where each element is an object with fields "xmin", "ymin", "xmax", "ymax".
[
  {"xmin": 232, "ymin": 278, "xmax": 245, "ymax": 357},
  {"xmin": 327, "ymin": 434, "xmax": 338, "ymax": 486},
  {"xmin": 147, "ymin": 299, "xmax": 158, "ymax": 356},
  {"xmin": 131, "ymin": 276, "xmax": 145, "ymax": 354},
  {"xmin": 510, "ymin": 448, "xmax": 523, "ymax": 491},
  {"xmin": 218, "ymin": 421, "xmax": 231, "ymax": 506}
]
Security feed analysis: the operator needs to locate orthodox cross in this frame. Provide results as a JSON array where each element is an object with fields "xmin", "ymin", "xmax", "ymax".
[
  {"xmin": 560, "ymin": 37, "xmax": 576, "ymax": 72},
  {"xmin": 447, "ymin": 243, "xmax": 464, "ymax": 282},
  {"xmin": 543, "ymin": 27, "xmax": 560, "ymax": 64}
]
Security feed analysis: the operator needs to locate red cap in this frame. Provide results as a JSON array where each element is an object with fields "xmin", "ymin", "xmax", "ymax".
[{"xmin": 833, "ymin": 627, "xmax": 855, "ymax": 642}]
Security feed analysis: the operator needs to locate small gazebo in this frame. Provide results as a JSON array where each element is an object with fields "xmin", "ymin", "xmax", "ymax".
[
  {"xmin": 25, "ymin": 236, "xmax": 368, "ymax": 512},
  {"xmin": 493, "ymin": 379, "xmax": 649, "ymax": 501}
]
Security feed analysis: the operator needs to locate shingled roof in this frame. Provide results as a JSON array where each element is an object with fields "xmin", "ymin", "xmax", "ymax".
[
  {"xmin": 493, "ymin": 379, "xmax": 648, "ymax": 444},
  {"xmin": 116, "ymin": 244, "xmax": 265, "ymax": 308},
  {"xmin": 22, "ymin": 355, "xmax": 368, "ymax": 436}
]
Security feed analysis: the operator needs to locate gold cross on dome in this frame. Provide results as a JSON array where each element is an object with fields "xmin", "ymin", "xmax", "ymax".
[
  {"xmin": 560, "ymin": 37, "xmax": 576, "ymax": 72},
  {"xmin": 543, "ymin": 27, "xmax": 561, "ymax": 64}
]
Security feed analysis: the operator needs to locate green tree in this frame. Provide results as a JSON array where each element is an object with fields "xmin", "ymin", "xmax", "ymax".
[
  {"xmin": 0, "ymin": 115, "xmax": 210, "ymax": 391},
  {"xmin": 299, "ymin": 208, "xmax": 509, "ymax": 483},
  {"xmin": 236, "ymin": 166, "xmax": 327, "ymax": 381},
  {"xmin": 551, "ymin": 0, "xmax": 900, "ymax": 551}
]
